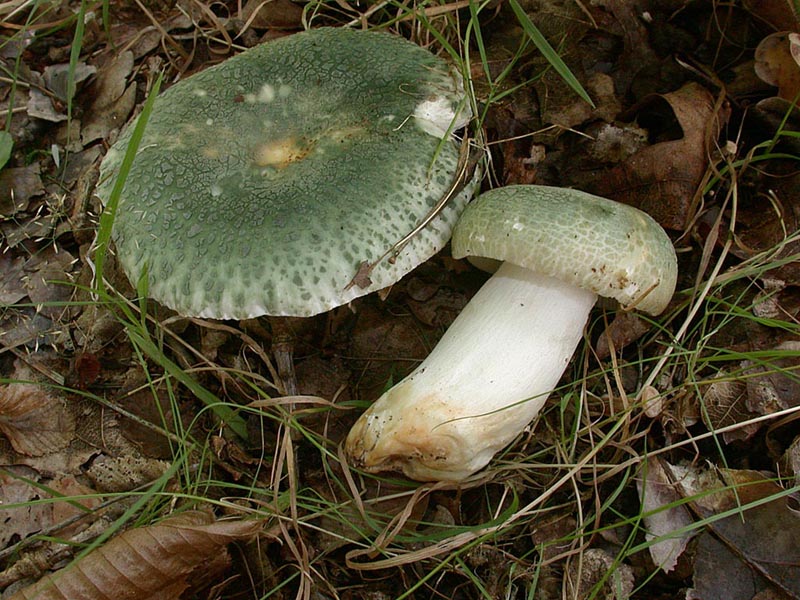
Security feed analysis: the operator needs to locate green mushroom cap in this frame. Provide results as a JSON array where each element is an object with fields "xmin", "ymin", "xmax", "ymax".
[
  {"xmin": 452, "ymin": 185, "xmax": 678, "ymax": 315},
  {"xmin": 96, "ymin": 27, "xmax": 474, "ymax": 319}
]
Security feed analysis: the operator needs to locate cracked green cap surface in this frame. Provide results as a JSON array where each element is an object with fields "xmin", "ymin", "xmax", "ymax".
[
  {"xmin": 96, "ymin": 27, "xmax": 474, "ymax": 319},
  {"xmin": 452, "ymin": 185, "xmax": 678, "ymax": 315}
]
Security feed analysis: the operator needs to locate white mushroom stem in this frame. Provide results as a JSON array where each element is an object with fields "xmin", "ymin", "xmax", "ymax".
[{"xmin": 345, "ymin": 261, "xmax": 598, "ymax": 481}]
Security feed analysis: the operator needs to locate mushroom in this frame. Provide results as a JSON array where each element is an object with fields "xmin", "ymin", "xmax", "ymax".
[
  {"xmin": 95, "ymin": 27, "xmax": 476, "ymax": 319},
  {"xmin": 345, "ymin": 185, "xmax": 678, "ymax": 481}
]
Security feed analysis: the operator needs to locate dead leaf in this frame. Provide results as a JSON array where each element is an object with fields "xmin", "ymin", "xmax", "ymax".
[
  {"xmin": 543, "ymin": 71, "xmax": 622, "ymax": 131},
  {"xmin": 42, "ymin": 62, "xmax": 96, "ymax": 103},
  {"xmin": 565, "ymin": 548, "xmax": 635, "ymax": 600},
  {"xmin": 781, "ymin": 436, "xmax": 800, "ymax": 487},
  {"xmin": 0, "ymin": 379, "xmax": 75, "ymax": 456},
  {"xmin": 83, "ymin": 455, "xmax": 171, "ymax": 493},
  {"xmin": 0, "ymin": 163, "xmax": 45, "ymax": 217},
  {"xmin": 0, "ymin": 311, "xmax": 68, "ymax": 353},
  {"xmin": 0, "ymin": 129, "xmax": 12, "ymax": 169},
  {"xmin": 673, "ymin": 465, "xmax": 800, "ymax": 600},
  {"xmin": 23, "ymin": 246, "xmax": 78, "ymax": 321},
  {"xmin": 701, "ymin": 375, "xmax": 759, "ymax": 443},
  {"xmin": 732, "ymin": 170, "xmax": 800, "ymax": 284},
  {"xmin": 530, "ymin": 510, "xmax": 577, "ymax": 562},
  {"xmin": 743, "ymin": 346, "xmax": 800, "ymax": 415},
  {"xmin": 406, "ymin": 286, "xmax": 467, "ymax": 328},
  {"xmin": 7, "ymin": 511, "xmax": 261, "ymax": 600},
  {"xmin": 81, "ymin": 52, "xmax": 136, "ymax": 144},
  {"xmin": 349, "ymin": 303, "xmax": 431, "ymax": 400},
  {"xmin": 240, "ymin": 0, "xmax": 304, "ymax": 30},
  {"xmin": 582, "ymin": 82, "xmax": 725, "ymax": 230},
  {"xmin": 0, "ymin": 466, "xmax": 54, "ymax": 549},
  {"xmin": 743, "ymin": 1, "xmax": 800, "ymax": 31},
  {"xmin": 637, "ymin": 457, "xmax": 695, "ymax": 572},
  {"xmin": 0, "ymin": 467, "xmax": 99, "ymax": 549},
  {"xmin": 594, "ymin": 311, "xmax": 653, "ymax": 359},
  {"xmin": 26, "ymin": 89, "xmax": 67, "ymax": 122},
  {"xmin": 0, "ymin": 252, "xmax": 27, "ymax": 305},
  {"xmin": 700, "ymin": 342, "xmax": 800, "ymax": 443},
  {"xmin": 755, "ymin": 32, "xmax": 800, "ymax": 101}
]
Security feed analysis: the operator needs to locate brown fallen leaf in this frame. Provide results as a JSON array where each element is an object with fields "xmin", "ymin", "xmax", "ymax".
[
  {"xmin": 0, "ymin": 252, "xmax": 27, "ymax": 305},
  {"xmin": 581, "ymin": 82, "xmax": 726, "ymax": 230},
  {"xmin": 677, "ymin": 467, "xmax": 800, "ymax": 600},
  {"xmin": 8, "ymin": 511, "xmax": 262, "ymax": 600},
  {"xmin": 594, "ymin": 311, "xmax": 654, "ymax": 359},
  {"xmin": 81, "ymin": 51, "xmax": 137, "ymax": 145},
  {"xmin": 0, "ymin": 468, "xmax": 100, "ymax": 549},
  {"xmin": 240, "ymin": 0, "xmax": 304, "ymax": 31},
  {"xmin": 565, "ymin": 548, "xmax": 634, "ymax": 599},
  {"xmin": 700, "ymin": 340, "xmax": 800, "ymax": 444},
  {"xmin": 0, "ymin": 466, "xmax": 61, "ymax": 549},
  {"xmin": 732, "ymin": 170, "xmax": 800, "ymax": 284},
  {"xmin": 0, "ymin": 378, "xmax": 75, "ymax": 457},
  {"xmin": 755, "ymin": 32, "xmax": 800, "ymax": 101},
  {"xmin": 743, "ymin": 0, "xmax": 800, "ymax": 31},
  {"xmin": 701, "ymin": 374, "xmax": 759, "ymax": 443},
  {"xmin": 637, "ymin": 457, "xmax": 696, "ymax": 573},
  {"xmin": 0, "ymin": 163, "xmax": 44, "ymax": 217},
  {"xmin": 23, "ymin": 246, "xmax": 78, "ymax": 322}
]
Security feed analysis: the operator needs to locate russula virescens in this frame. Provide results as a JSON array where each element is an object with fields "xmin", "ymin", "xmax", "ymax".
[
  {"xmin": 345, "ymin": 185, "xmax": 678, "ymax": 481},
  {"xmin": 96, "ymin": 27, "xmax": 476, "ymax": 319}
]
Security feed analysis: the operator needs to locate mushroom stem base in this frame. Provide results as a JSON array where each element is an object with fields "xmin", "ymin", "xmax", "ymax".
[{"xmin": 345, "ymin": 262, "xmax": 598, "ymax": 481}]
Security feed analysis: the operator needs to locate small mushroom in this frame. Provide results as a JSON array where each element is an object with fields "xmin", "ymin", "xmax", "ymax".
[
  {"xmin": 345, "ymin": 185, "xmax": 678, "ymax": 481},
  {"xmin": 96, "ymin": 28, "xmax": 475, "ymax": 319}
]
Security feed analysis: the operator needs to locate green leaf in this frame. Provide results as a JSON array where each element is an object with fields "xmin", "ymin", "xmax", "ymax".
[{"xmin": 507, "ymin": 0, "xmax": 595, "ymax": 107}]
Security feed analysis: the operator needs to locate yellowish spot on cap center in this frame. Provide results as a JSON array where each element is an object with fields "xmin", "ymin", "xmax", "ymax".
[{"xmin": 254, "ymin": 138, "xmax": 308, "ymax": 168}]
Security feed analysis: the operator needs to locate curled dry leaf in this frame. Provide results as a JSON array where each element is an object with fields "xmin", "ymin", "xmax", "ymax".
[
  {"xmin": 8, "ymin": 511, "xmax": 262, "ymax": 600},
  {"xmin": 781, "ymin": 437, "xmax": 800, "ymax": 487},
  {"xmin": 637, "ymin": 457, "xmax": 695, "ymax": 573},
  {"xmin": 582, "ymin": 82, "xmax": 726, "ymax": 230},
  {"xmin": 754, "ymin": 32, "xmax": 800, "ymax": 101},
  {"xmin": 0, "ymin": 382, "xmax": 75, "ymax": 456}
]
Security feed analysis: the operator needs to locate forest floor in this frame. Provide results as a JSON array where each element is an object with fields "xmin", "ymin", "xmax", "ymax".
[{"xmin": 1, "ymin": 1, "xmax": 800, "ymax": 599}]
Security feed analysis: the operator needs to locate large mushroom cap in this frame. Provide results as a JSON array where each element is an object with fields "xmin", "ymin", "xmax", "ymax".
[
  {"xmin": 452, "ymin": 185, "xmax": 678, "ymax": 315},
  {"xmin": 96, "ymin": 27, "xmax": 474, "ymax": 319}
]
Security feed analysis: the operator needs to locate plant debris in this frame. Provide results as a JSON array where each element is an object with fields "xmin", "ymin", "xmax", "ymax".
[{"xmin": 1, "ymin": 0, "xmax": 800, "ymax": 598}]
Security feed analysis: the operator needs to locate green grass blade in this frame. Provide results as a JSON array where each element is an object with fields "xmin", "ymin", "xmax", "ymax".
[
  {"xmin": 507, "ymin": 0, "xmax": 594, "ymax": 107},
  {"xmin": 93, "ymin": 74, "xmax": 162, "ymax": 286},
  {"xmin": 67, "ymin": 0, "xmax": 87, "ymax": 120}
]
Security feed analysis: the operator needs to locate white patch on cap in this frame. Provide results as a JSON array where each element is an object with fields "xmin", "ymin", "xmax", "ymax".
[
  {"xmin": 413, "ymin": 96, "xmax": 460, "ymax": 138},
  {"xmin": 258, "ymin": 84, "xmax": 276, "ymax": 103}
]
